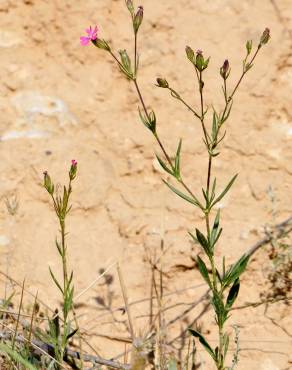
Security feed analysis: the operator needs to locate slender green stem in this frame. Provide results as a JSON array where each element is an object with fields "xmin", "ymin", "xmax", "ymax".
[
  {"xmin": 229, "ymin": 45, "xmax": 260, "ymax": 101},
  {"xmin": 168, "ymin": 87, "xmax": 200, "ymax": 119},
  {"xmin": 134, "ymin": 32, "xmax": 138, "ymax": 76},
  {"xmin": 60, "ymin": 221, "xmax": 68, "ymax": 295},
  {"xmin": 206, "ymin": 156, "xmax": 212, "ymax": 197},
  {"xmin": 199, "ymin": 73, "xmax": 209, "ymax": 146},
  {"xmin": 109, "ymin": 50, "xmax": 123, "ymax": 69},
  {"xmin": 223, "ymin": 79, "xmax": 228, "ymax": 104},
  {"xmin": 133, "ymin": 79, "xmax": 200, "ymax": 202},
  {"xmin": 219, "ymin": 45, "xmax": 261, "ymax": 128},
  {"xmin": 133, "ymin": 79, "xmax": 151, "ymax": 122}
]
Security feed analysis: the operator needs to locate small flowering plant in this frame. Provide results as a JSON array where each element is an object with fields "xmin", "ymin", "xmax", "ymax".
[
  {"xmin": 81, "ymin": 1, "xmax": 270, "ymax": 368},
  {"xmin": 43, "ymin": 161, "xmax": 78, "ymax": 368}
]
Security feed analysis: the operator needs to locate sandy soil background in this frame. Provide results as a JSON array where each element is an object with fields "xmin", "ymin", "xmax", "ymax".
[{"xmin": 0, "ymin": 0, "xmax": 292, "ymax": 369}]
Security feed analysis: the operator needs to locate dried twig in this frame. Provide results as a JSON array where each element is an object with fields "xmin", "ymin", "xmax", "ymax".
[{"xmin": 247, "ymin": 216, "xmax": 292, "ymax": 257}]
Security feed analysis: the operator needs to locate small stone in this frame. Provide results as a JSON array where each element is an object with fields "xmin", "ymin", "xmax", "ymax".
[
  {"xmin": 0, "ymin": 235, "xmax": 10, "ymax": 246},
  {"xmin": 261, "ymin": 359, "xmax": 280, "ymax": 370},
  {"xmin": 1, "ymin": 130, "xmax": 49, "ymax": 141},
  {"xmin": 0, "ymin": 30, "xmax": 22, "ymax": 48},
  {"xmin": 11, "ymin": 91, "xmax": 78, "ymax": 127}
]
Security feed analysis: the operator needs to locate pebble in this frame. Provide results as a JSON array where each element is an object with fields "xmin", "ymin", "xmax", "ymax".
[
  {"xmin": 0, "ymin": 30, "xmax": 22, "ymax": 48},
  {"xmin": 0, "ymin": 130, "xmax": 49, "ymax": 141},
  {"xmin": 11, "ymin": 91, "xmax": 77, "ymax": 126},
  {"xmin": 0, "ymin": 235, "xmax": 10, "ymax": 246}
]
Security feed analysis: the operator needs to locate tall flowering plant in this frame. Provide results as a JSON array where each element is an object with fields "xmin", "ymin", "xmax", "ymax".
[{"xmin": 81, "ymin": 2, "xmax": 270, "ymax": 368}]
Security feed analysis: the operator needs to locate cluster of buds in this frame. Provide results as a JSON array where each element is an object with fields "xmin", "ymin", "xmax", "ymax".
[
  {"xmin": 43, "ymin": 160, "xmax": 78, "ymax": 194},
  {"xmin": 220, "ymin": 59, "xmax": 230, "ymax": 80},
  {"xmin": 186, "ymin": 46, "xmax": 209, "ymax": 72},
  {"xmin": 126, "ymin": 1, "xmax": 144, "ymax": 34}
]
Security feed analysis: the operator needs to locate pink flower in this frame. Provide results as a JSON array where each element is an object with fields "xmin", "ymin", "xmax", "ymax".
[
  {"xmin": 71, "ymin": 159, "xmax": 77, "ymax": 166},
  {"xmin": 80, "ymin": 26, "xmax": 98, "ymax": 46}
]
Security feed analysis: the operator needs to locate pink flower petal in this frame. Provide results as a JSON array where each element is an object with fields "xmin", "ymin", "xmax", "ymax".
[
  {"xmin": 80, "ymin": 25, "xmax": 99, "ymax": 45},
  {"xmin": 80, "ymin": 36, "xmax": 90, "ymax": 46}
]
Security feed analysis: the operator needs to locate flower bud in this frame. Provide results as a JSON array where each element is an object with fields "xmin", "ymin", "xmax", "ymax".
[
  {"xmin": 92, "ymin": 38, "xmax": 111, "ymax": 52},
  {"xmin": 120, "ymin": 50, "xmax": 131, "ymax": 69},
  {"xmin": 156, "ymin": 78, "xmax": 169, "ymax": 88},
  {"xmin": 195, "ymin": 50, "xmax": 209, "ymax": 71},
  {"xmin": 133, "ymin": 6, "xmax": 143, "ymax": 34},
  {"xmin": 119, "ymin": 49, "xmax": 134, "ymax": 79},
  {"xmin": 196, "ymin": 50, "xmax": 204, "ymax": 69},
  {"xmin": 43, "ymin": 171, "xmax": 54, "ymax": 195},
  {"xmin": 126, "ymin": 0, "xmax": 134, "ymax": 15},
  {"xmin": 69, "ymin": 160, "xmax": 77, "ymax": 181},
  {"xmin": 220, "ymin": 59, "xmax": 230, "ymax": 79},
  {"xmin": 246, "ymin": 40, "xmax": 252, "ymax": 55},
  {"xmin": 185, "ymin": 46, "xmax": 195, "ymax": 63},
  {"xmin": 259, "ymin": 28, "xmax": 270, "ymax": 46}
]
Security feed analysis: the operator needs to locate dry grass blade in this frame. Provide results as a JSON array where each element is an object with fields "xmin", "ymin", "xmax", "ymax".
[
  {"xmin": 26, "ymin": 291, "xmax": 38, "ymax": 356},
  {"xmin": 0, "ymin": 271, "xmax": 55, "ymax": 315},
  {"xmin": 11, "ymin": 279, "xmax": 25, "ymax": 351},
  {"xmin": 75, "ymin": 261, "xmax": 117, "ymax": 300},
  {"xmin": 117, "ymin": 263, "xmax": 135, "ymax": 341},
  {"xmin": 247, "ymin": 216, "xmax": 292, "ymax": 257}
]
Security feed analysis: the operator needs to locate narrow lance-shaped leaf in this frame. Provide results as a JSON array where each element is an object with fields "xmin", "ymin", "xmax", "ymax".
[
  {"xmin": 220, "ymin": 100, "xmax": 233, "ymax": 126},
  {"xmin": 213, "ymin": 227, "xmax": 223, "ymax": 248},
  {"xmin": 211, "ymin": 174, "xmax": 238, "ymax": 208},
  {"xmin": 197, "ymin": 256, "xmax": 212, "ymax": 288},
  {"xmin": 202, "ymin": 187, "xmax": 209, "ymax": 208},
  {"xmin": 216, "ymin": 268, "xmax": 222, "ymax": 285},
  {"xmin": 223, "ymin": 333, "xmax": 230, "ymax": 360},
  {"xmin": 210, "ymin": 177, "xmax": 217, "ymax": 203},
  {"xmin": 189, "ymin": 329, "xmax": 216, "ymax": 360},
  {"xmin": 212, "ymin": 110, "xmax": 219, "ymax": 141},
  {"xmin": 189, "ymin": 232, "xmax": 210, "ymax": 259},
  {"xmin": 55, "ymin": 238, "xmax": 63, "ymax": 257},
  {"xmin": 66, "ymin": 328, "xmax": 78, "ymax": 341},
  {"xmin": 210, "ymin": 209, "xmax": 220, "ymax": 247},
  {"xmin": 156, "ymin": 154, "xmax": 174, "ymax": 176},
  {"xmin": 148, "ymin": 110, "xmax": 156, "ymax": 133},
  {"xmin": 212, "ymin": 290, "xmax": 227, "ymax": 327},
  {"xmin": 196, "ymin": 228, "xmax": 212, "ymax": 257},
  {"xmin": 174, "ymin": 138, "xmax": 182, "ymax": 179},
  {"xmin": 163, "ymin": 180, "xmax": 203, "ymax": 209},
  {"xmin": 223, "ymin": 254, "xmax": 249, "ymax": 288},
  {"xmin": 68, "ymin": 270, "xmax": 74, "ymax": 286},
  {"xmin": 49, "ymin": 267, "xmax": 63, "ymax": 294},
  {"xmin": 138, "ymin": 106, "xmax": 151, "ymax": 130},
  {"xmin": 226, "ymin": 278, "xmax": 240, "ymax": 310}
]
